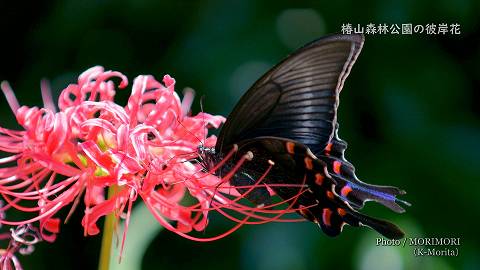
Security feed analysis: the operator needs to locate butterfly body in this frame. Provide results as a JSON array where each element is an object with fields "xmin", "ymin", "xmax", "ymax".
[{"xmin": 200, "ymin": 34, "xmax": 409, "ymax": 239}]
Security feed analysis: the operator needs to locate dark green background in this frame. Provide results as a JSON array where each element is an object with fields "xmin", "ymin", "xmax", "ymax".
[{"xmin": 1, "ymin": 1, "xmax": 479, "ymax": 270}]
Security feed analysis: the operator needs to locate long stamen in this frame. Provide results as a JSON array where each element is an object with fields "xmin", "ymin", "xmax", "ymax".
[
  {"xmin": 1, "ymin": 81, "xmax": 20, "ymax": 115},
  {"xmin": 178, "ymin": 151, "xmax": 313, "ymax": 237},
  {"xmin": 40, "ymin": 79, "xmax": 56, "ymax": 113},
  {"xmin": 181, "ymin": 88, "xmax": 195, "ymax": 117},
  {"xmin": 206, "ymin": 144, "xmax": 238, "ymax": 175}
]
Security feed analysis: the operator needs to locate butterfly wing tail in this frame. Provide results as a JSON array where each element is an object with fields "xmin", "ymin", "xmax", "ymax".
[
  {"xmin": 343, "ymin": 207, "xmax": 405, "ymax": 239},
  {"xmin": 306, "ymin": 203, "xmax": 405, "ymax": 239},
  {"xmin": 333, "ymin": 180, "xmax": 410, "ymax": 213}
]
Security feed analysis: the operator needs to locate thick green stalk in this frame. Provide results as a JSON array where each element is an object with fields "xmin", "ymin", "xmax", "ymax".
[
  {"xmin": 110, "ymin": 203, "xmax": 164, "ymax": 270},
  {"xmin": 98, "ymin": 186, "xmax": 118, "ymax": 270}
]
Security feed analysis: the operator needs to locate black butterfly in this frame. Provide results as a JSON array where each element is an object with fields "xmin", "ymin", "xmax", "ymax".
[{"xmin": 199, "ymin": 33, "xmax": 409, "ymax": 239}]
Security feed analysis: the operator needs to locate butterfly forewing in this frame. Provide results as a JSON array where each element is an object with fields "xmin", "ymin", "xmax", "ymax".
[{"xmin": 216, "ymin": 34, "xmax": 364, "ymax": 154}]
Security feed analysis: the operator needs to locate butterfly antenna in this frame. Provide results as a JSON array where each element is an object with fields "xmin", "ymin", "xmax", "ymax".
[
  {"xmin": 199, "ymin": 95, "xmax": 207, "ymax": 147},
  {"xmin": 175, "ymin": 116, "xmax": 204, "ymax": 147},
  {"xmin": 171, "ymin": 88, "xmax": 205, "ymax": 147}
]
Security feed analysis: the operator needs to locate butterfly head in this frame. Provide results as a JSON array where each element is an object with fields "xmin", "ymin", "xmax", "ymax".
[{"xmin": 197, "ymin": 145, "xmax": 218, "ymax": 172}]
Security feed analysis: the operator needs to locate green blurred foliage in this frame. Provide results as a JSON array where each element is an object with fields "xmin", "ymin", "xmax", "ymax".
[{"xmin": 0, "ymin": 0, "xmax": 479, "ymax": 269}]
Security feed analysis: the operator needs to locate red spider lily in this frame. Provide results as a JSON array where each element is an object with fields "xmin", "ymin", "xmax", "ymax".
[
  {"xmin": 0, "ymin": 66, "xmax": 308, "ymax": 252},
  {"xmin": 0, "ymin": 224, "xmax": 41, "ymax": 270}
]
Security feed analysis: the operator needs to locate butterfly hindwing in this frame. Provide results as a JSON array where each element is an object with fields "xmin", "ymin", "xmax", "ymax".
[
  {"xmin": 232, "ymin": 137, "xmax": 404, "ymax": 239},
  {"xmin": 230, "ymin": 171, "xmax": 272, "ymax": 206}
]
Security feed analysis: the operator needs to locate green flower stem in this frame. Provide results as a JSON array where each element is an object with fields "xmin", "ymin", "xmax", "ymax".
[
  {"xmin": 98, "ymin": 186, "xmax": 118, "ymax": 270},
  {"xmin": 110, "ymin": 203, "xmax": 164, "ymax": 270}
]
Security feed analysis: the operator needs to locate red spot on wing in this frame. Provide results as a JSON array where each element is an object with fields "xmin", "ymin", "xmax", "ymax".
[
  {"xmin": 315, "ymin": 173, "xmax": 324, "ymax": 185},
  {"xmin": 325, "ymin": 143, "xmax": 333, "ymax": 155},
  {"xmin": 326, "ymin": 190, "xmax": 334, "ymax": 200},
  {"xmin": 298, "ymin": 205, "xmax": 315, "ymax": 221},
  {"xmin": 286, "ymin": 142, "xmax": 295, "ymax": 154},
  {"xmin": 322, "ymin": 208, "xmax": 332, "ymax": 226},
  {"xmin": 341, "ymin": 185, "xmax": 353, "ymax": 197},
  {"xmin": 333, "ymin": 160, "xmax": 342, "ymax": 174},
  {"xmin": 337, "ymin": 208, "xmax": 347, "ymax": 217},
  {"xmin": 304, "ymin": 157, "xmax": 313, "ymax": 170}
]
